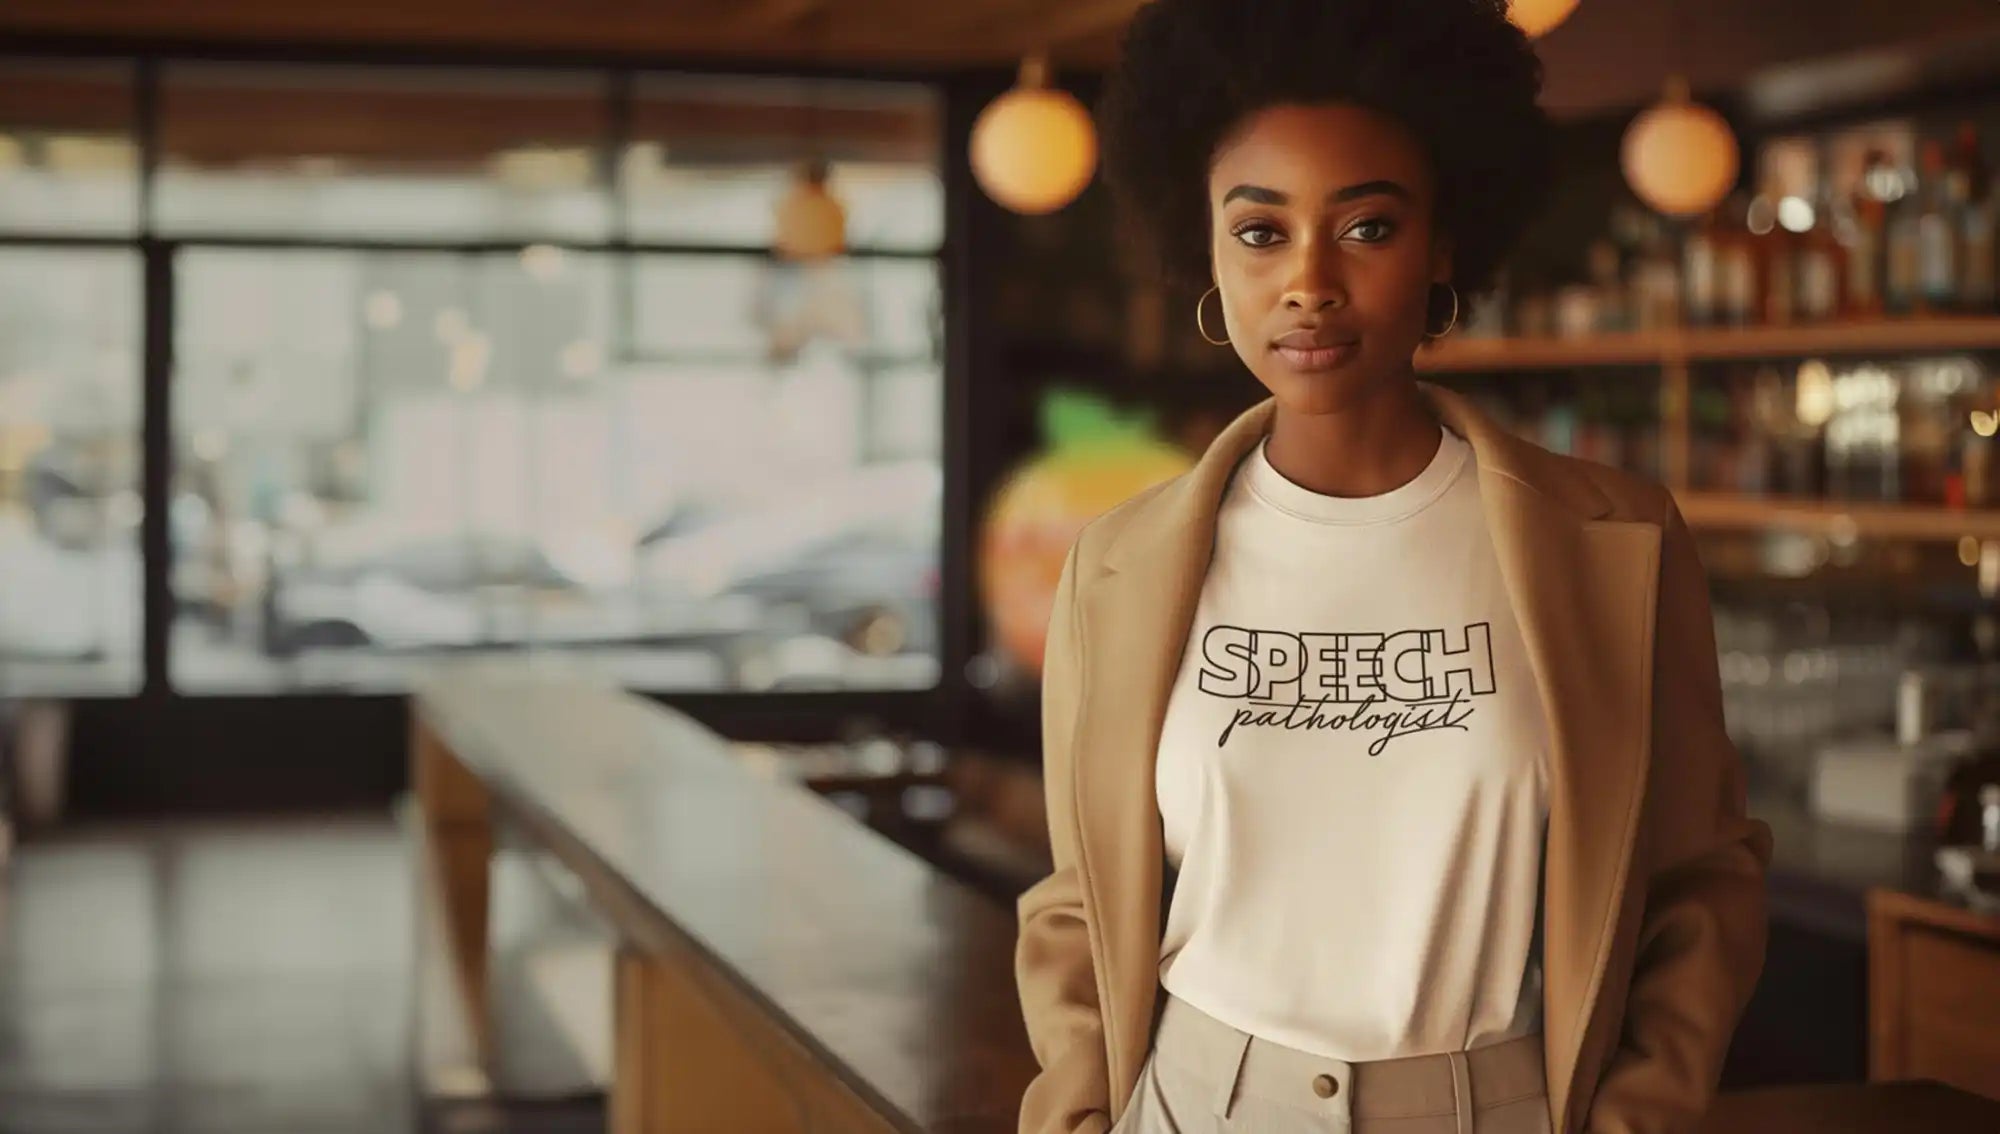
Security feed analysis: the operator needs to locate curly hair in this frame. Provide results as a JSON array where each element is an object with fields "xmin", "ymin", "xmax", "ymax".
[{"xmin": 1097, "ymin": 0, "xmax": 1552, "ymax": 298}]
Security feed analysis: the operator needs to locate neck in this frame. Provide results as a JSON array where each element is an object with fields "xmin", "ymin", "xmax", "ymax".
[{"xmin": 1263, "ymin": 376, "xmax": 1443, "ymax": 498}]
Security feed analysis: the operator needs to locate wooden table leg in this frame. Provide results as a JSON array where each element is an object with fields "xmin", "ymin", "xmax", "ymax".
[
  {"xmin": 413, "ymin": 714, "xmax": 494, "ymax": 1075},
  {"xmin": 613, "ymin": 948, "xmax": 670, "ymax": 1134}
]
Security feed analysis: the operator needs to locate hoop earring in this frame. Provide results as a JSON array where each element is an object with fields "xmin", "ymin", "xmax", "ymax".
[
  {"xmin": 1196, "ymin": 285, "xmax": 1229, "ymax": 346},
  {"xmin": 1426, "ymin": 283, "xmax": 1460, "ymax": 339}
]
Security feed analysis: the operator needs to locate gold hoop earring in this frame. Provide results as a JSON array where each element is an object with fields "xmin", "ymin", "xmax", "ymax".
[
  {"xmin": 1196, "ymin": 285, "xmax": 1229, "ymax": 346},
  {"xmin": 1427, "ymin": 284, "xmax": 1460, "ymax": 339}
]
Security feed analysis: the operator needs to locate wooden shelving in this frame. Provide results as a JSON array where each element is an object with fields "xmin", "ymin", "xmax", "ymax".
[
  {"xmin": 1408, "ymin": 317, "xmax": 2000, "ymax": 544},
  {"xmin": 1418, "ymin": 316, "xmax": 2000, "ymax": 374},
  {"xmin": 1674, "ymin": 491, "xmax": 2000, "ymax": 543}
]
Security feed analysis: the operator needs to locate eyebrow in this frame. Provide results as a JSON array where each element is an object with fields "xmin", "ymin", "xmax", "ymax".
[{"xmin": 1220, "ymin": 179, "xmax": 1414, "ymax": 207}]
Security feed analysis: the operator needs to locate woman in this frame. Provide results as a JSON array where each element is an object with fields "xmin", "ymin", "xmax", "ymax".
[{"xmin": 1012, "ymin": 2, "xmax": 1773, "ymax": 1132}]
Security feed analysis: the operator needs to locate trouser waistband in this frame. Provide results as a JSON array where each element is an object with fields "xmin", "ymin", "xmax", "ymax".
[{"xmin": 1152, "ymin": 992, "xmax": 1548, "ymax": 1122}]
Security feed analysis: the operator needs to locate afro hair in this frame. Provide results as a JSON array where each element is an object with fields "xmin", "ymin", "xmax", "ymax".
[{"xmin": 1097, "ymin": 0, "xmax": 1553, "ymax": 298}]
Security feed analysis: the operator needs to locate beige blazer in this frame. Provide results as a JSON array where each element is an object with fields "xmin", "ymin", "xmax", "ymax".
[{"xmin": 1015, "ymin": 381, "xmax": 1773, "ymax": 1134}]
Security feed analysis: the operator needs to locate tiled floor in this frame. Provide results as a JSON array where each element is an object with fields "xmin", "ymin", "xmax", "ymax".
[{"xmin": 0, "ymin": 813, "xmax": 603, "ymax": 1134}]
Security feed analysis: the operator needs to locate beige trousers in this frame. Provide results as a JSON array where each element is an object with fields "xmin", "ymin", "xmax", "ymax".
[{"xmin": 1111, "ymin": 993, "xmax": 1554, "ymax": 1134}]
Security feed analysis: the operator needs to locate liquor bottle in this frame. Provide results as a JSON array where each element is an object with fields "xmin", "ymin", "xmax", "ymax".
[
  {"xmin": 1956, "ymin": 122, "xmax": 1997, "ymax": 313},
  {"xmin": 1717, "ymin": 194, "xmax": 1761, "ymax": 328},
  {"xmin": 1793, "ymin": 359, "xmax": 1836, "ymax": 498},
  {"xmin": 1796, "ymin": 183, "xmax": 1846, "ymax": 323},
  {"xmin": 1683, "ymin": 208, "xmax": 1722, "ymax": 327},
  {"xmin": 1846, "ymin": 148, "xmax": 1891, "ymax": 318},
  {"xmin": 1586, "ymin": 238, "xmax": 1628, "ymax": 334},
  {"xmin": 1963, "ymin": 374, "xmax": 1999, "ymax": 509},
  {"xmin": 1752, "ymin": 366, "xmax": 1804, "ymax": 495},
  {"xmin": 1768, "ymin": 366, "xmax": 1832, "ymax": 494},
  {"xmin": 1967, "ymin": 425, "xmax": 1995, "ymax": 509},
  {"xmin": 1885, "ymin": 149, "xmax": 1925, "ymax": 315},
  {"xmin": 1900, "ymin": 369, "xmax": 1953, "ymax": 505},
  {"xmin": 1731, "ymin": 377, "xmax": 1770, "ymax": 494},
  {"xmin": 1918, "ymin": 139, "xmax": 1961, "ymax": 312},
  {"xmin": 1749, "ymin": 184, "xmax": 1796, "ymax": 326},
  {"xmin": 1633, "ymin": 220, "xmax": 1683, "ymax": 332}
]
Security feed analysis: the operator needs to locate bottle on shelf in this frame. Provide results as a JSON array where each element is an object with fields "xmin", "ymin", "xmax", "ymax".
[
  {"xmin": 1967, "ymin": 428, "xmax": 1996, "ymax": 510},
  {"xmin": 1603, "ymin": 204, "xmax": 1649, "ymax": 333},
  {"xmin": 1844, "ymin": 147, "xmax": 1892, "ymax": 319},
  {"xmin": 1917, "ymin": 139, "xmax": 1961, "ymax": 313},
  {"xmin": 1583, "ymin": 237, "xmax": 1626, "ymax": 334},
  {"xmin": 1750, "ymin": 366, "xmax": 1793, "ymax": 493},
  {"xmin": 1942, "ymin": 423, "xmax": 1968, "ymax": 511},
  {"xmin": 1752, "ymin": 192, "xmax": 1798, "ymax": 327},
  {"xmin": 1885, "ymin": 147, "xmax": 1926, "ymax": 315},
  {"xmin": 1716, "ymin": 193, "xmax": 1761, "ymax": 328},
  {"xmin": 1962, "ymin": 373, "xmax": 1999, "ymax": 509},
  {"xmin": 1683, "ymin": 207, "xmax": 1723, "ymax": 328},
  {"xmin": 1796, "ymin": 181, "xmax": 1846, "ymax": 324},
  {"xmin": 1791, "ymin": 358, "xmax": 1836, "ymax": 498},
  {"xmin": 1899, "ymin": 364, "xmax": 1954, "ymax": 505},
  {"xmin": 1689, "ymin": 381, "xmax": 1734, "ymax": 489},
  {"xmin": 1730, "ymin": 375, "xmax": 1770, "ymax": 494},
  {"xmin": 1630, "ymin": 214, "xmax": 1683, "ymax": 332},
  {"xmin": 1836, "ymin": 364, "xmax": 1902, "ymax": 503},
  {"xmin": 1954, "ymin": 122, "xmax": 1996, "ymax": 313}
]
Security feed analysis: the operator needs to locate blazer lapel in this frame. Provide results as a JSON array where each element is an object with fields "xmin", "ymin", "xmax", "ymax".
[
  {"xmin": 1472, "ymin": 448, "xmax": 1661, "ymax": 1134},
  {"xmin": 1072, "ymin": 404, "xmax": 1260, "ymax": 1101},
  {"xmin": 1070, "ymin": 382, "xmax": 1662, "ymax": 1134}
]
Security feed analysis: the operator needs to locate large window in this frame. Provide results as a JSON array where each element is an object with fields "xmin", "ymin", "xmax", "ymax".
[
  {"xmin": 0, "ymin": 57, "xmax": 946, "ymax": 698},
  {"xmin": 0, "ymin": 249, "xmax": 143, "ymax": 696},
  {"xmin": 170, "ymin": 248, "xmax": 940, "ymax": 693}
]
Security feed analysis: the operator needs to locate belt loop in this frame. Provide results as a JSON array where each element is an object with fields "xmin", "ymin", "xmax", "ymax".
[
  {"xmin": 1212, "ymin": 1028, "xmax": 1252, "ymax": 1119},
  {"xmin": 1448, "ymin": 1050, "xmax": 1473, "ymax": 1134}
]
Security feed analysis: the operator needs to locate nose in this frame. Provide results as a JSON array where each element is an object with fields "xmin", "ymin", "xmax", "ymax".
[{"xmin": 1282, "ymin": 237, "xmax": 1347, "ymax": 312}]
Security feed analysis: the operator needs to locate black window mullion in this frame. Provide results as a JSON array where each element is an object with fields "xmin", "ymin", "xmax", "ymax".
[{"xmin": 139, "ymin": 238, "xmax": 174, "ymax": 702}]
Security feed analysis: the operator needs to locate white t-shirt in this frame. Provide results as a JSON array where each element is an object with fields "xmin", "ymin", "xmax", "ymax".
[{"xmin": 1155, "ymin": 423, "xmax": 1549, "ymax": 1061}]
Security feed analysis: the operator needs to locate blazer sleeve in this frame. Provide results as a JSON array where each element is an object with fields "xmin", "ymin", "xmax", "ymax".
[
  {"xmin": 1015, "ymin": 543, "xmax": 1117, "ymax": 1134},
  {"xmin": 1583, "ymin": 495, "xmax": 1775, "ymax": 1134}
]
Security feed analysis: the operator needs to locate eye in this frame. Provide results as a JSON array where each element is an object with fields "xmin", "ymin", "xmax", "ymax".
[
  {"xmin": 1230, "ymin": 222, "xmax": 1285, "ymax": 249},
  {"xmin": 1345, "ymin": 217, "xmax": 1397, "ymax": 243}
]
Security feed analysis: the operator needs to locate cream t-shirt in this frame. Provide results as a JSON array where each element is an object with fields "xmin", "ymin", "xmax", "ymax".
[{"xmin": 1155, "ymin": 423, "xmax": 1549, "ymax": 1061}]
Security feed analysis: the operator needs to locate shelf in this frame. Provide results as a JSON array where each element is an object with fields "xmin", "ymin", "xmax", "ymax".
[
  {"xmin": 1418, "ymin": 317, "xmax": 2000, "ymax": 373},
  {"xmin": 1674, "ymin": 491, "xmax": 2000, "ymax": 542}
]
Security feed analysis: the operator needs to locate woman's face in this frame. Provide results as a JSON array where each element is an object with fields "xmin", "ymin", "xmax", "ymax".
[{"xmin": 1206, "ymin": 103, "xmax": 1451, "ymax": 415}]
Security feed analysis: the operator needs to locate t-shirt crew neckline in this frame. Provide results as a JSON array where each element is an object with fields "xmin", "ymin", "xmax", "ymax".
[{"xmin": 1243, "ymin": 423, "xmax": 1470, "ymax": 526}]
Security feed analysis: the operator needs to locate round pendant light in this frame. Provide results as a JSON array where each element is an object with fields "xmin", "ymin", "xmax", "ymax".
[
  {"xmin": 1621, "ymin": 75, "xmax": 1740, "ymax": 217},
  {"xmin": 1509, "ymin": 0, "xmax": 1581, "ymax": 38},
  {"xmin": 774, "ymin": 157, "xmax": 847, "ymax": 261},
  {"xmin": 970, "ymin": 55, "xmax": 1097, "ymax": 215}
]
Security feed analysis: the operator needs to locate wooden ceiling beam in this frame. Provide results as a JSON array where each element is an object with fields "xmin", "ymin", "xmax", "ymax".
[{"xmin": 0, "ymin": 0, "xmax": 1127, "ymax": 69}]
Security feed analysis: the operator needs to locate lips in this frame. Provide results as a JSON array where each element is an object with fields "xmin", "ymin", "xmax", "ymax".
[
  {"xmin": 1270, "ymin": 327, "xmax": 1361, "ymax": 372},
  {"xmin": 1272, "ymin": 327, "xmax": 1358, "ymax": 349},
  {"xmin": 1273, "ymin": 343, "xmax": 1360, "ymax": 371}
]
